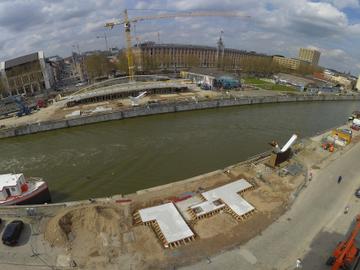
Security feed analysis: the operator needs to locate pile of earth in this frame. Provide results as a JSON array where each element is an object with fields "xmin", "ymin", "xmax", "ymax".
[{"xmin": 45, "ymin": 203, "xmax": 127, "ymax": 268}]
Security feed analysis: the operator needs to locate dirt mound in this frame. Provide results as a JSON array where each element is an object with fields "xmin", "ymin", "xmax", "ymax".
[
  {"xmin": 194, "ymin": 213, "xmax": 238, "ymax": 239},
  {"xmin": 45, "ymin": 204, "xmax": 127, "ymax": 267}
]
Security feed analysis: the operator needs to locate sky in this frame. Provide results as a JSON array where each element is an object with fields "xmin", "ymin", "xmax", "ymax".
[{"xmin": 0, "ymin": 0, "xmax": 359, "ymax": 75}]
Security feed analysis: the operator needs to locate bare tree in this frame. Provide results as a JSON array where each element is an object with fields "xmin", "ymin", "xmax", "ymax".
[
  {"xmin": 296, "ymin": 63, "xmax": 323, "ymax": 76},
  {"xmin": 185, "ymin": 55, "xmax": 200, "ymax": 68},
  {"xmin": 85, "ymin": 54, "xmax": 116, "ymax": 81},
  {"xmin": 141, "ymin": 54, "xmax": 161, "ymax": 72},
  {"xmin": 116, "ymin": 52, "xmax": 129, "ymax": 74},
  {"xmin": 0, "ymin": 79, "xmax": 6, "ymax": 97}
]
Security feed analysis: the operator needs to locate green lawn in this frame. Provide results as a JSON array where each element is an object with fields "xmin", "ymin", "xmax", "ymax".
[
  {"xmin": 244, "ymin": 77, "xmax": 296, "ymax": 92},
  {"xmin": 243, "ymin": 77, "xmax": 267, "ymax": 85}
]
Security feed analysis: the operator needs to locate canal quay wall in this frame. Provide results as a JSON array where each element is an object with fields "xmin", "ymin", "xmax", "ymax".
[{"xmin": 1, "ymin": 94, "xmax": 359, "ymax": 139}]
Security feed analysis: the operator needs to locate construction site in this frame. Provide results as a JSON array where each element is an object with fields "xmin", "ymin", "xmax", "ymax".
[{"xmin": 1, "ymin": 7, "xmax": 360, "ymax": 270}]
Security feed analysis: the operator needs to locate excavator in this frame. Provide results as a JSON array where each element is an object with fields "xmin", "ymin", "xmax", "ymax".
[
  {"xmin": 11, "ymin": 95, "xmax": 31, "ymax": 117},
  {"xmin": 327, "ymin": 215, "xmax": 360, "ymax": 269}
]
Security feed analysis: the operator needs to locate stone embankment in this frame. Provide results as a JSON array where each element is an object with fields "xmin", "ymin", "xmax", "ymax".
[{"xmin": 0, "ymin": 94, "xmax": 358, "ymax": 139}]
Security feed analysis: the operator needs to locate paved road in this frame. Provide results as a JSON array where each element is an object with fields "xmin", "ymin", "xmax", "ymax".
[
  {"xmin": 0, "ymin": 219, "xmax": 59, "ymax": 270},
  {"xmin": 181, "ymin": 142, "xmax": 360, "ymax": 270}
]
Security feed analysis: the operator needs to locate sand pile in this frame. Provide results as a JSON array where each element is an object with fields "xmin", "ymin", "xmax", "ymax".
[{"xmin": 45, "ymin": 204, "xmax": 127, "ymax": 268}]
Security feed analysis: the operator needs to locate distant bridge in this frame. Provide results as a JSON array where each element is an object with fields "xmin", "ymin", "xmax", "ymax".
[
  {"xmin": 66, "ymin": 80, "xmax": 191, "ymax": 107},
  {"xmin": 72, "ymin": 75, "xmax": 172, "ymax": 96}
]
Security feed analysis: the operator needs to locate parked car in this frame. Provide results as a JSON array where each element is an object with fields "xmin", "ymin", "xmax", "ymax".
[
  {"xmin": 2, "ymin": 220, "xmax": 24, "ymax": 246},
  {"xmin": 75, "ymin": 82, "xmax": 87, "ymax": 87}
]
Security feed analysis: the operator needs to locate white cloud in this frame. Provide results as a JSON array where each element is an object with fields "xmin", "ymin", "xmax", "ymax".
[
  {"xmin": 308, "ymin": 47, "xmax": 358, "ymax": 74},
  {"xmin": 325, "ymin": 0, "xmax": 360, "ymax": 9},
  {"xmin": 0, "ymin": 0, "xmax": 359, "ymax": 74},
  {"xmin": 321, "ymin": 48, "xmax": 348, "ymax": 58}
]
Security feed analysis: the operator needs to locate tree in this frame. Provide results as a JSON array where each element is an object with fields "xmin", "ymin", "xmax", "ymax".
[
  {"xmin": 296, "ymin": 63, "xmax": 324, "ymax": 76},
  {"xmin": 141, "ymin": 54, "xmax": 161, "ymax": 72},
  {"xmin": 185, "ymin": 55, "xmax": 200, "ymax": 68},
  {"xmin": 239, "ymin": 56, "xmax": 281, "ymax": 76},
  {"xmin": 221, "ymin": 55, "xmax": 234, "ymax": 70},
  {"xmin": 85, "ymin": 54, "xmax": 116, "ymax": 81},
  {"xmin": 0, "ymin": 79, "xmax": 6, "ymax": 97},
  {"xmin": 116, "ymin": 52, "xmax": 129, "ymax": 74}
]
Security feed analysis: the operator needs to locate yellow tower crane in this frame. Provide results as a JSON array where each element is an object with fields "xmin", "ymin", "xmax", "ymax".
[{"xmin": 105, "ymin": 9, "xmax": 250, "ymax": 81}]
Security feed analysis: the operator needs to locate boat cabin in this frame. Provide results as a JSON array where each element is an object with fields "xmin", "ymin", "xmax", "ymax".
[{"xmin": 0, "ymin": 174, "xmax": 26, "ymax": 200}]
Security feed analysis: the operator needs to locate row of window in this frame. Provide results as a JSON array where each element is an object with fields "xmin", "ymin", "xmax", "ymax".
[
  {"xmin": 143, "ymin": 51, "xmax": 265, "ymax": 62},
  {"xmin": 8, "ymin": 72, "xmax": 43, "ymax": 88}
]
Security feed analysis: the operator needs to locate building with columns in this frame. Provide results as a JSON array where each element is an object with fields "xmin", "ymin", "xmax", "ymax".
[
  {"xmin": 0, "ymin": 51, "xmax": 54, "ymax": 97},
  {"xmin": 134, "ymin": 39, "xmax": 270, "ymax": 71}
]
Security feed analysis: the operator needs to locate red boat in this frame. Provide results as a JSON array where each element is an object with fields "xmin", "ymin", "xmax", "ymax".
[{"xmin": 0, "ymin": 173, "xmax": 51, "ymax": 206}]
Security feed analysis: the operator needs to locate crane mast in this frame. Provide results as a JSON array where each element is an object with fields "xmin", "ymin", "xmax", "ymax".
[
  {"xmin": 123, "ymin": 9, "xmax": 135, "ymax": 80},
  {"xmin": 105, "ymin": 9, "xmax": 250, "ymax": 81}
]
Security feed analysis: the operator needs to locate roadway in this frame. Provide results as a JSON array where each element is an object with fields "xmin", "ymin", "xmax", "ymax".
[{"xmin": 181, "ymin": 141, "xmax": 360, "ymax": 270}]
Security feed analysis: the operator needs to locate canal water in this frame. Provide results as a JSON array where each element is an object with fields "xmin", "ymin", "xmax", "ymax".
[{"xmin": 0, "ymin": 101, "xmax": 358, "ymax": 202}]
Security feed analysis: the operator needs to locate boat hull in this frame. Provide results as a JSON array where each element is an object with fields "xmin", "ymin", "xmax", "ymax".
[
  {"xmin": 0, "ymin": 182, "xmax": 51, "ymax": 206},
  {"xmin": 15, "ymin": 185, "xmax": 51, "ymax": 205}
]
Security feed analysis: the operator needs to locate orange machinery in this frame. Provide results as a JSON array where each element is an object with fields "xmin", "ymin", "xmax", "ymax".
[
  {"xmin": 322, "ymin": 142, "xmax": 335, "ymax": 152},
  {"xmin": 327, "ymin": 215, "xmax": 360, "ymax": 269}
]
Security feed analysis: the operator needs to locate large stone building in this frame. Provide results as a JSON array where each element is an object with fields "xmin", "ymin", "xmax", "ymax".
[
  {"xmin": 298, "ymin": 48, "xmax": 321, "ymax": 66},
  {"xmin": 272, "ymin": 48, "xmax": 321, "ymax": 71},
  {"xmin": 0, "ymin": 51, "xmax": 54, "ymax": 97},
  {"xmin": 272, "ymin": 56, "xmax": 302, "ymax": 70},
  {"xmin": 134, "ymin": 39, "xmax": 270, "ymax": 70}
]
